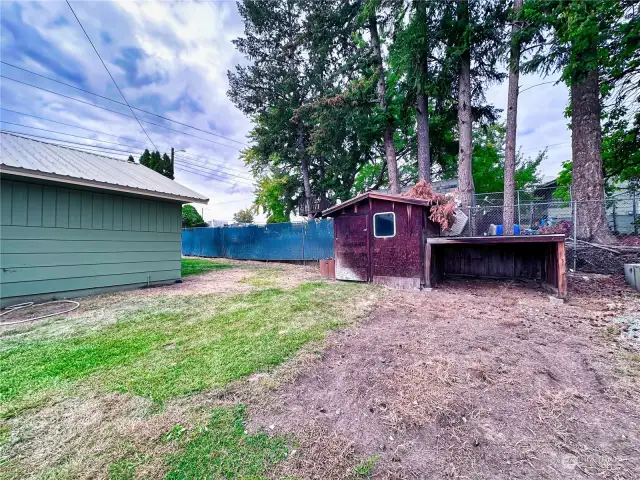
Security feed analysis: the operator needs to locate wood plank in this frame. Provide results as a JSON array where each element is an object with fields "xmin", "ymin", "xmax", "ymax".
[
  {"xmin": 27, "ymin": 183, "xmax": 43, "ymax": 226},
  {"xmin": 1, "ymin": 225, "xmax": 180, "ymax": 242},
  {"xmin": 68, "ymin": 190, "xmax": 83, "ymax": 229},
  {"xmin": 557, "ymin": 241, "xmax": 567, "ymax": 298},
  {"xmin": 81, "ymin": 191, "xmax": 93, "ymax": 229},
  {"xmin": 11, "ymin": 181, "xmax": 28, "ymax": 226},
  {"xmin": 1, "ymin": 270, "xmax": 180, "ymax": 299},
  {"xmin": 56, "ymin": 189, "xmax": 70, "ymax": 228},
  {"xmin": 42, "ymin": 186, "xmax": 57, "ymax": 227},
  {"xmin": 1, "ymin": 180, "xmax": 12, "ymax": 225},
  {"xmin": 424, "ymin": 242, "xmax": 432, "ymax": 287},
  {"xmin": 1, "ymin": 250, "xmax": 180, "ymax": 268},
  {"xmin": 1, "ymin": 239, "xmax": 179, "ymax": 254},
  {"xmin": 427, "ymin": 235, "xmax": 565, "ymax": 245},
  {"xmin": 1, "ymin": 260, "xmax": 181, "ymax": 283}
]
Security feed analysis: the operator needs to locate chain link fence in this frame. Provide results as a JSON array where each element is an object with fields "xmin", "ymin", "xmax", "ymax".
[{"xmin": 461, "ymin": 186, "xmax": 640, "ymax": 274}]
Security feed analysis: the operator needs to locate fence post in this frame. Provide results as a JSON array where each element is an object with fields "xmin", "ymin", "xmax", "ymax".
[
  {"xmin": 302, "ymin": 222, "xmax": 306, "ymax": 265},
  {"xmin": 633, "ymin": 188, "xmax": 638, "ymax": 235},
  {"xmin": 516, "ymin": 190, "xmax": 521, "ymax": 226}
]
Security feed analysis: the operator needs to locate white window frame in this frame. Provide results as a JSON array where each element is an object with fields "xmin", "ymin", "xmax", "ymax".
[{"xmin": 373, "ymin": 211, "xmax": 396, "ymax": 238}]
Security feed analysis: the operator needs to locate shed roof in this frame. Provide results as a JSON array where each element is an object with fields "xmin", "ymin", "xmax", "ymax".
[
  {"xmin": 322, "ymin": 191, "xmax": 434, "ymax": 216},
  {"xmin": 0, "ymin": 132, "xmax": 208, "ymax": 204}
]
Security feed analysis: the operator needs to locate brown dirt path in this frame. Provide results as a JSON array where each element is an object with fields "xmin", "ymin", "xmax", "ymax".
[{"xmin": 249, "ymin": 276, "xmax": 640, "ymax": 479}]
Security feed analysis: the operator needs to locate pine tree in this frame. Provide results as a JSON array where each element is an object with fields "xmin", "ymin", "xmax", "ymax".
[{"xmin": 503, "ymin": 0, "xmax": 524, "ymax": 234}]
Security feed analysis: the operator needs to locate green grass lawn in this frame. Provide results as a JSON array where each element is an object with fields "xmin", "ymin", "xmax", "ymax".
[
  {"xmin": 180, "ymin": 258, "xmax": 232, "ymax": 277},
  {"xmin": 0, "ymin": 264, "xmax": 376, "ymax": 479},
  {"xmin": 0, "ymin": 281, "xmax": 367, "ymax": 418}
]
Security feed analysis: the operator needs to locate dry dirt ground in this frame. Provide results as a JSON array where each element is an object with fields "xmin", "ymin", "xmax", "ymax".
[
  {"xmin": 2, "ymin": 260, "xmax": 639, "ymax": 479},
  {"xmin": 247, "ymin": 274, "xmax": 640, "ymax": 479}
]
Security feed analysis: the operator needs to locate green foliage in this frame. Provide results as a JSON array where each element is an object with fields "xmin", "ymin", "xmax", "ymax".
[
  {"xmin": 233, "ymin": 208, "xmax": 255, "ymax": 224},
  {"xmin": 253, "ymin": 175, "xmax": 291, "ymax": 223},
  {"xmin": 165, "ymin": 405, "xmax": 288, "ymax": 480},
  {"xmin": 471, "ymin": 124, "xmax": 542, "ymax": 194},
  {"xmin": 553, "ymin": 160, "xmax": 573, "ymax": 201},
  {"xmin": 0, "ymin": 281, "xmax": 368, "ymax": 415},
  {"xmin": 181, "ymin": 205, "xmax": 206, "ymax": 228},
  {"xmin": 181, "ymin": 258, "xmax": 233, "ymax": 277},
  {"xmin": 139, "ymin": 148, "xmax": 174, "ymax": 179}
]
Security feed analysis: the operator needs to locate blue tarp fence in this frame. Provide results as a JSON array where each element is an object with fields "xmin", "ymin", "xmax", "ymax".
[{"xmin": 182, "ymin": 219, "xmax": 334, "ymax": 261}]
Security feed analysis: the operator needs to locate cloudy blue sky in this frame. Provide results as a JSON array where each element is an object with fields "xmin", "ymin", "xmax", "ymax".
[{"xmin": 1, "ymin": 0, "xmax": 571, "ymax": 222}]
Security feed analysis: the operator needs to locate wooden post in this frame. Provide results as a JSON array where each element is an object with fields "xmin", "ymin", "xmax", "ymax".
[
  {"xmin": 557, "ymin": 241, "xmax": 567, "ymax": 298},
  {"xmin": 424, "ymin": 242, "xmax": 432, "ymax": 288}
]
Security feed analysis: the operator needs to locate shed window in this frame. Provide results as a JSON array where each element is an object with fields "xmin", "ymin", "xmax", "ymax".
[{"xmin": 373, "ymin": 212, "xmax": 396, "ymax": 238}]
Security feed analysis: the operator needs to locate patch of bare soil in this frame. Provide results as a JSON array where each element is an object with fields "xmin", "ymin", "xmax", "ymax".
[{"xmin": 249, "ymin": 277, "xmax": 640, "ymax": 479}]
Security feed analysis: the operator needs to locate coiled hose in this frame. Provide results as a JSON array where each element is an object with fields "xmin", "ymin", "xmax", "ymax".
[{"xmin": 0, "ymin": 300, "xmax": 80, "ymax": 326}]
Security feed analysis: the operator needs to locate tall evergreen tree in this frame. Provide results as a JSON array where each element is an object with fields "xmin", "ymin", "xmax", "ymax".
[
  {"xmin": 503, "ymin": 0, "xmax": 524, "ymax": 234},
  {"xmin": 520, "ymin": 0, "xmax": 630, "ymax": 242}
]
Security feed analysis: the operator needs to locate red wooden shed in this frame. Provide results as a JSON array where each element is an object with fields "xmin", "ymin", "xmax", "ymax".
[
  {"xmin": 322, "ymin": 191, "xmax": 567, "ymax": 298},
  {"xmin": 322, "ymin": 192, "xmax": 440, "ymax": 290}
]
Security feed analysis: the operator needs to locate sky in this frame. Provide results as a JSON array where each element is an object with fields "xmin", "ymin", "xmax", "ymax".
[{"xmin": 0, "ymin": 0, "xmax": 572, "ymax": 223}]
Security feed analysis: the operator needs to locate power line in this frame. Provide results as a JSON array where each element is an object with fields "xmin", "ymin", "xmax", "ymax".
[
  {"xmin": 0, "ymin": 116, "xmax": 254, "ymax": 183},
  {"xmin": 1, "ymin": 117, "xmax": 254, "ymax": 182},
  {"xmin": 174, "ymin": 154, "xmax": 254, "ymax": 180},
  {"xmin": 0, "ymin": 121, "xmax": 148, "ymax": 149},
  {"xmin": 1, "ymin": 130, "xmax": 253, "ymax": 187},
  {"xmin": 0, "ymin": 108, "xmax": 148, "ymax": 146},
  {"xmin": 1, "ymin": 75, "xmax": 132, "ymax": 118},
  {"xmin": 174, "ymin": 150, "xmax": 252, "ymax": 175},
  {"xmin": 0, "ymin": 121, "xmax": 254, "ymax": 184},
  {"xmin": 1, "ymin": 74, "xmax": 243, "ymax": 151},
  {"xmin": 66, "ymin": 0, "xmax": 157, "ymax": 150},
  {"xmin": 0, "ymin": 60, "xmax": 248, "ymax": 146}
]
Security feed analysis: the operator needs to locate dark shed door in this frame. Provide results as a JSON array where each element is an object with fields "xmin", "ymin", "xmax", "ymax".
[{"xmin": 334, "ymin": 215, "xmax": 369, "ymax": 281}]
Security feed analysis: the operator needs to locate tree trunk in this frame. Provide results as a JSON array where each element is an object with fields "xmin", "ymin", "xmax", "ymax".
[
  {"xmin": 571, "ymin": 69, "xmax": 615, "ymax": 243},
  {"xmin": 415, "ymin": 0, "xmax": 431, "ymax": 183},
  {"xmin": 416, "ymin": 94, "xmax": 431, "ymax": 183},
  {"xmin": 370, "ymin": 10, "xmax": 400, "ymax": 194},
  {"xmin": 297, "ymin": 123, "xmax": 313, "ymax": 220},
  {"xmin": 503, "ymin": 0, "xmax": 523, "ymax": 235},
  {"xmin": 457, "ymin": 0, "xmax": 475, "ymax": 210}
]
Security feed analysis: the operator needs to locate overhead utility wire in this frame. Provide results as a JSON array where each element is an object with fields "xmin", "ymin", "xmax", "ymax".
[
  {"xmin": 1, "ymin": 108, "xmax": 252, "ymax": 177},
  {"xmin": 0, "ymin": 60, "xmax": 248, "ymax": 146},
  {"xmin": 1, "ymin": 75, "xmax": 243, "ymax": 152},
  {"xmin": 66, "ymin": 0, "xmax": 157, "ymax": 150},
  {"xmin": 0, "ymin": 124, "xmax": 254, "ymax": 184},
  {"xmin": 0, "ymin": 123, "xmax": 255, "ymax": 184},
  {"xmin": 0, "ymin": 121, "xmax": 149, "ymax": 149},
  {"xmin": 0, "ymin": 108, "xmax": 148, "ymax": 146},
  {"xmin": 1, "ymin": 130, "xmax": 253, "ymax": 187}
]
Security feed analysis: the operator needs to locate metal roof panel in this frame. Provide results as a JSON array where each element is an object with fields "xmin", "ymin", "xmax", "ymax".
[{"xmin": 0, "ymin": 132, "xmax": 209, "ymax": 203}]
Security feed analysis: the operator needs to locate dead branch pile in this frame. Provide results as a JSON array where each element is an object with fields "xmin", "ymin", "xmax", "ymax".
[
  {"xmin": 567, "ymin": 241, "xmax": 640, "ymax": 274},
  {"xmin": 403, "ymin": 180, "xmax": 457, "ymax": 230}
]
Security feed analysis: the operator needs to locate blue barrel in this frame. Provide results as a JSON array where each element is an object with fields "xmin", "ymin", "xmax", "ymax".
[
  {"xmin": 513, "ymin": 224, "xmax": 521, "ymax": 235},
  {"xmin": 496, "ymin": 224, "xmax": 504, "ymax": 236}
]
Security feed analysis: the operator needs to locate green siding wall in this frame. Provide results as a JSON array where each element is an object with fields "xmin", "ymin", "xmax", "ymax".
[{"xmin": 0, "ymin": 179, "xmax": 183, "ymax": 307}]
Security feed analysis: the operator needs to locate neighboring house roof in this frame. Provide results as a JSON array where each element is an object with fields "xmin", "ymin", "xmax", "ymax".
[
  {"xmin": 322, "ymin": 191, "xmax": 436, "ymax": 216},
  {"xmin": 0, "ymin": 132, "xmax": 208, "ymax": 204}
]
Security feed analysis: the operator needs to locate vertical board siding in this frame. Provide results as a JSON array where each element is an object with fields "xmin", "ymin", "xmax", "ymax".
[
  {"xmin": 11, "ymin": 182, "xmax": 28, "ymax": 226},
  {"xmin": 42, "ymin": 186, "xmax": 57, "ymax": 227},
  {"xmin": 0, "ymin": 179, "xmax": 183, "ymax": 306},
  {"xmin": 1, "ymin": 181, "xmax": 12, "ymax": 225},
  {"xmin": 56, "ymin": 189, "xmax": 70, "ymax": 228},
  {"xmin": 27, "ymin": 184, "xmax": 43, "ymax": 226}
]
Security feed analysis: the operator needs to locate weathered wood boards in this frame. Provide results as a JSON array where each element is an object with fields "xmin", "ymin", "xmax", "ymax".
[{"xmin": 426, "ymin": 235, "xmax": 567, "ymax": 298}]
